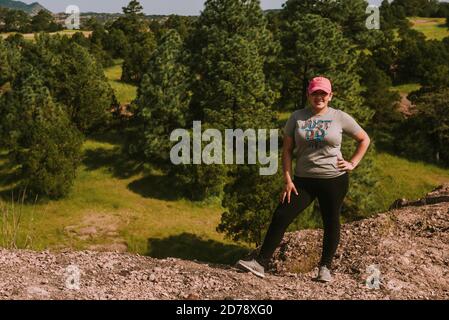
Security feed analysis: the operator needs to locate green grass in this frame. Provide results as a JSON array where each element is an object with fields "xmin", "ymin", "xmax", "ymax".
[
  {"xmin": 104, "ymin": 60, "xmax": 138, "ymax": 105},
  {"xmin": 409, "ymin": 17, "xmax": 449, "ymax": 41},
  {"xmin": 390, "ymin": 83, "xmax": 421, "ymax": 94},
  {"xmin": 373, "ymin": 152, "xmax": 449, "ymax": 211}
]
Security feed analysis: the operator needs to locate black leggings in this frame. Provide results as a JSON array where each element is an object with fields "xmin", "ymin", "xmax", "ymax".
[{"xmin": 257, "ymin": 172, "xmax": 349, "ymax": 268}]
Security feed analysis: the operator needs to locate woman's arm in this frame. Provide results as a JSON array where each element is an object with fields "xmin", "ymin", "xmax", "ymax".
[
  {"xmin": 281, "ymin": 135, "xmax": 298, "ymax": 203},
  {"xmin": 338, "ymin": 129, "xmax": 371, "ymax": 171},
  {"xmin": 282, "ymin": 135, "xmax": 295, "ymax": 183}
]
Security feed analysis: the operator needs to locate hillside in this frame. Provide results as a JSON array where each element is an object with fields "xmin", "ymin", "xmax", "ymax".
[
  {"xmin": 1, "ymin": 184, "xmax": 448, "ymax": 300},
  {"xmin": 0, "ymin": 0, "xmax": 48, "ymax": 15}
]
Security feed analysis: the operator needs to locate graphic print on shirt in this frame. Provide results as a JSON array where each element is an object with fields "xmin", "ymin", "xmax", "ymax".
[{"xmin": 300, "ymin": 119, "xmax": 333, "ymax": 149}]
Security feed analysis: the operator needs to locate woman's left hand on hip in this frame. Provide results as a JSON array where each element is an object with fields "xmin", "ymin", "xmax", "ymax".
[{"xmin": 337, "ymin": 158, "xmax": 355, "ymax": 172}]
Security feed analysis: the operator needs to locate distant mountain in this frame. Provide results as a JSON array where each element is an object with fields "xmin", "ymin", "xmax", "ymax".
[{"xmin": 0, "ymin": 0, "xmax": 50, "ymax": 15}]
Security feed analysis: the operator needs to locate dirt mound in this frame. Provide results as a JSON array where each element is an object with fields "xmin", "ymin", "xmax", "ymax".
[{"xmin": 1, "ymin": 185, "xmax": 449, "ymax": 300}]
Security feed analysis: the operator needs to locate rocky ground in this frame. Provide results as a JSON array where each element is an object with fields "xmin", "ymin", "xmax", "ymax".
[{"xmin": 1, "ymin": 185, "xmax": 448, "ymax": 300}]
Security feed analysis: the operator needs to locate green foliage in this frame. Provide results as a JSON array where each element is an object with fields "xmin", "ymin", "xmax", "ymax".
[
  {"xmin": 121, "ymin": 31, "xmax": 156, "ymax": 83},
  {"xmin": 217, "ymin": 164, "xmax": 283, "ymax": 246},
  {"xmin": 31, "ymin": 10, "xmax": 62, "ymax": 33},
  {"xmin": 122, "ymin": 0, "xmax": 144, "ymax": 16},
  {"xmin": 133, "ymin": 29, "xmax": 191, "ymax": 166},
  {"xmin": 281, "ymin": 0, "xmax": 370, "ymax": 42},
  {"xmin": 395, "ymin": 28, "xmax": 449, "ymax": 84},
  {"xmin": 162, "ymin": 15, "xmax": 195, "ymax": 41},
  {"xmin": 0, "ymin": 69, "xmax": 83, "ymax": 199},
  {"xmin": 22, "ymin": 35, "xmax": 116, "ymax": 133},
  {"xmin": 0, "ymin": 37, "xmax": 20, "ymax": 90},
  {"xmin": 391, "ymin": 0, "xmax": 440, "ymax": 17},
  {"xmin": 399, "ymin": 87, "xmax": 449, "ymax": 165},
  {"xmin": 102, "ymin": 1, "xmax": 158, "ymax": 84},
  {"xmin": 183, "ymin": 0, "xmax": 280, "ymax": 244},
  {"xmin": 340, "ymin": 146, "xmax": 379, "ymax": 220},
  {"xmin": 113, "ymin": 1, "xmax": 146, "ymax": 36},
  {"xmin": 0, "ymin": 7, "xmax": 61, "ymax": 33},
  {"xmin": 103, "ymin": 28, "xmax": 129, "ymax": 58},
  {"xmin": 0, "ymin": 7, "xmax": 30, "ymax": 32},
  {"xmin": 189, "ymin": 0, "xmax": 277, "ymax": 126},
  {"xmin": 358, "ymin": 53, "xmax": 402, "ymax": 150},
  {"xmin": 56, "ymin": 43, "xmax": 115, "ymax": 132},
  {"xmin": 279, "ymin": 13, "xmax": 369, "ymax": 117}
]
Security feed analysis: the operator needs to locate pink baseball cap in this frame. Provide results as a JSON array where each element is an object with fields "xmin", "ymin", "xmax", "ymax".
[{"xmin": 308, "ymin": 77, "xmax": 332, "ymax": 95}]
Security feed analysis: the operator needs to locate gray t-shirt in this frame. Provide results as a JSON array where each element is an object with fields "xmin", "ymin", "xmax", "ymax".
[{"xmin": 284, "ymin": 106, "xmax": 363, "ymax": 178}]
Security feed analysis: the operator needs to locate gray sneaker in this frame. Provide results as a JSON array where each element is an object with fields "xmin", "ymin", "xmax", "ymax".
[
  {"xmin": 236, "ymin": 259, "xmax": 265, "ymax": 278},
  {"xmin": 317, "ymin": 266, "xmax": 332, "ymax": 282}
]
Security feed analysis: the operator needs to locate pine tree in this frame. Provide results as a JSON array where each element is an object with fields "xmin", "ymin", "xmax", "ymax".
[
  {"xmin": 0, "ymin": 68, "xmax": 83, "ymax": 199},
  {"xmin": 22, "ymin": 35, "xmax": 115, "ymax": 134},
  {"xmin": 121, "ymin": 31, "xmax": 156, "ymax": 83},
  {"xmin": 134, "ymin": 29, "xmax": 191, "ymax": 166},
  {"xmin": 217, "ymin": 158, "xmax": 284, "ymax": 246},
  {"xmin": 177, "ymin": 0, "xmax": 277, "ymax": 201},
  {"xmin": 2, "ymin": 9, "xmax": 30, "ymax": 33},
  {"xmin": 53, "ymin": 42, "xmax": 115, "ymax": 133},
  {"xmin": 31, "ymin": 10, "xmax": 60, "ymax": 32},
  {"xmin": 115, "ymin": 1, "xmax": 157, "ymax": 84},
  {"xmin": 163, "ymin": 15, "xmax": 195, "ymax": 41},
  {"xmin": 113, "ymin": 0, "xmax": 146, "ymax": 37},
  {"xmin": 281, "ymin": 0, "xmax": 369, "ymax": 42},
  {"xmin": 189, "ymin": 0, "xmax": 276, "ymax": 128},
  {"xmin": 279, "ymin": 13, "xmax": 370, "ymax": 115},
  {"xmin": 122, "ymin": 0, "xmax": 144, "ymax": 16},
  {"xmin": 358, "ymin": 53, "xmax": 402, "ymax": 150},
  {"xmin": 181, "ymin": 0, "xmax": 282, "ymax": 243},
  {"xmin": 103, "ymin": 28, "xmax": 129, "ymax": 58},
  {"xmin": 0, "ymin": 38, "xmax": 10, "ymax": 87},
  {"xmin": 0, "ymin": 37, "xmax": 20, "ymax": 90},
  {"xmin": 403, "ymin": 87, "xmax": 449, "ymax": 165}
]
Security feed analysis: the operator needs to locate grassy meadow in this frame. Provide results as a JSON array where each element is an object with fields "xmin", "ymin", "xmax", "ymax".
[
  {"xmin": 390, "ymin": 83, "xmax": 422, "ymax": 95},
  {"xmin": 104, "ymin": 60, "xmax": 138, "ymax": 106},
  {"xmin": 409, "ymin": 17, "xmax": 449, "ymax": 41},
  {"xmin": 0, "ymin": 30, "xmax": 92, "ymax": 41}
]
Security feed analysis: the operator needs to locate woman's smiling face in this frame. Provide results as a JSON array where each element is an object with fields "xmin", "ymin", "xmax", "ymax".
[{"xmin": 308, "ymin": 90, "xmax": 333, "ymax": 110}]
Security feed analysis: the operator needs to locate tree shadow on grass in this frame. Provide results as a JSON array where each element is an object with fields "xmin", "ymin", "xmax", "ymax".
[
  {"xmin": 127, "ymin": 174, "xmax": 185, "ymax": 201},
  {"xmin": 87, "ymin": 130, "xmax": 127, "ymax": 146},
  {"xmin": 146, "ymin": 232, "xmax": 251, "ymax": 266},
  {"xmin": 82, "ymin": 147, "xmax": 144, "ymax": 179},
  {"xmin": 81, "ymin": 144, "xmax": 189, "ymax": 201}
]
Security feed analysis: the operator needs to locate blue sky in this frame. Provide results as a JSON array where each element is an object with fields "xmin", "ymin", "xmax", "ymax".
[{"xmin": 22, "ymin": 0, "xmax": 388, "ymax": 15}]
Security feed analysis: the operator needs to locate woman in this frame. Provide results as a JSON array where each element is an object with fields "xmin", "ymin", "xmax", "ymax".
[{"xmin": 237, "ymin": 76, "xmax": 371, "ymax": 282}]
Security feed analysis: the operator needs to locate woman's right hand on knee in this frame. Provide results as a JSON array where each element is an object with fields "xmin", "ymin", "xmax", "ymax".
[{"xmin": 280, "ymin": 181, "xmax": 299, "ymax": 204}]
